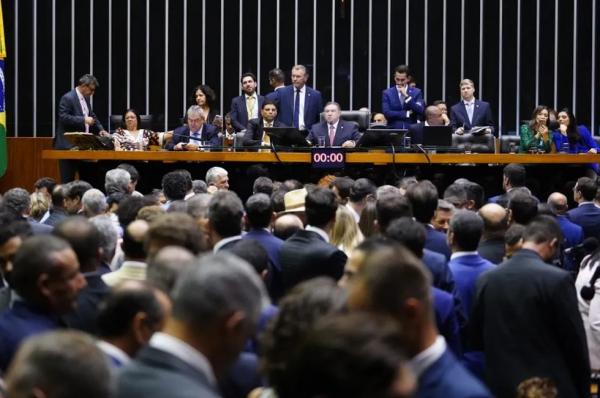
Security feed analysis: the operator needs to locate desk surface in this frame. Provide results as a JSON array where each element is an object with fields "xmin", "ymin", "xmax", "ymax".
[{"xmin": 42, "ymin": 150, "xmax": 600, "ymax": 164}]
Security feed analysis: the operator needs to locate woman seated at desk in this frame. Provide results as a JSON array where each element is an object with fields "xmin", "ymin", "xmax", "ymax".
[
  {"xmin": 519, "ymin": 105, "xmax": 555, "ymax": 153},
  {"xmin": 552, "ymin": 108, "xmax": 598, "ymax": 174},
  {"xmin": 112, "ymin": 108, "xmax": 161, "ymax": 151}
]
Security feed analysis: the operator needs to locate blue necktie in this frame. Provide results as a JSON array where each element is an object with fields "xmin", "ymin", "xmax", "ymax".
[{"xmin": 293, "ymin": 88, "xmax": 301, "ymax": 128}]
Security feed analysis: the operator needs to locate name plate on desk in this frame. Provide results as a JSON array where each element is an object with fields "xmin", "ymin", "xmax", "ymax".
[{"xmin": 311, "ymin": 147, "xmax": 346, "ymax": 169}]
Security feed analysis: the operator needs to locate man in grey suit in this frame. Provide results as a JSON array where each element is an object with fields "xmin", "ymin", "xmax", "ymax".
[{"xmin": 117, "ymin": 253, "xmax": 267, "ymax": 398}]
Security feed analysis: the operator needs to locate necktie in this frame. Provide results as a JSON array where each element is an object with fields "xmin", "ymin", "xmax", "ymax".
[
  {"xmin": 398, "ymin": 90, "xmax": 405, "ymax": 108},
  {"xmin": 246, "ymin": 96, "xmax": 255, "ymax": 120},
  {"xmin": 191, "ymin": 131, "xmax": 201, "ymax": 144},
  {"xmin": 263, "ymin": 122, "xmax": 272, "ymax": 145},
  {"xmin": 329, "ymin": 124, "xmax": 336, "ymax": 146},
  {"xmin": 466, "ymin": 102, "xmax": 474, "ymax": 124},
  {"xmin": 293, "ymin": 88, "xmax": 301, "ymax": 128}
]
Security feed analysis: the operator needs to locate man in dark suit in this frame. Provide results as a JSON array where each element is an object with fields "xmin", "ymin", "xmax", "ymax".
[
  {"xmin": 207, "ymin": 191, "xmax": 244, "ymax": 252},
  {"xmin": 2, "ymin": 188, "xmax": 53, "ymax": 234},
  {"xmin": 242, "ymin": 100, "xmax": 286, "ymax": 147},
  {"xmin": 477, "ymin": 203, "xmax": 508, "ymax": 264},
  {"xmin": 548, "ymin": 192, "xmax": 584, "ymax": 269},
  {"xmin": 265, "ymin": 68, "xmax": 285, "ymax": 102},
  {"xmin": 347, "ymin": 242, "xmax": 491, "ymax": 398},
  {"xmin": 407, "ymin": 105, "xmax": 446, "ymax": 145},
  {"xmin": 382, "ymin": 65, "xmax": 425, "ymax": 129},
  {"xmin": 471, "ymin": 216, "xmax": 590, "ymax": 398},
  {"xmin": 55, "ymin": 74, "xmax": 108, "ymax": 182},
  {"xmin": 280, "ymin": 187, "xmax": 347, "ymax": 293},
  {"xmin": 488, "ymin": 163, "xmax": 527, "ymax": 206},
  {"xmin": 166, "ymin": 105, "xmax": 220, "ymax": 150},
  {"xmin": 568, "ymin": 176, "xmax": 600, "ymax": 240},
  {"xmin": 307, "ymin": 102, "xmax": 360, "ymax": 148},
  {"xmin": 272, "ymin": 65, "xmax": 323, "ymax": 133},
  {"xmin": 229, "ymin": 72, "xmax": 265, "ymax": 132},
  {"xmin": 117, "ymin": 253, "xmax": 266, "ymax": 398},
  {"xmin": 450, "ymin": 79, "xmax": 495, "ymax": 135}
]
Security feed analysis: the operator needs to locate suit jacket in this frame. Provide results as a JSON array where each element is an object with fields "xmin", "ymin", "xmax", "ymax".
[
  {"xmin": 273, "ymin": 85, "xmax": 323, "ymax": 130},
  {"xmin": 242, "ymin": 119, "xmax": 286, "ymax": 147},
  {"xmin": 165, "ymin": 123, "xmax": 220, "ymax": 150},
  {"xmin": 243, "ymin": 229, "xmax": 285, "ymax": 302},
  {"xmin": 416, "ymin": 346, "xmax": 491, "ymax": 398},
  {"xmin": 279, "ymin": 229, "xmax": 347, "ymax": 293},
  {"xmin": 229, "ymin": 94, "xmax": 266, "ymax": 131},
  {"xmin": 307, "ymin": 120, "xmax": 360, "ymax": 147},
  {"xmin": 471, "ymin": 249, "xmax": 590, "ymax": 398},
  {"xmin": 448, "ymin": 254, "xmax": 495, "ymax": 320},
  {"xmin": 433, "ymin": 287, "xmax": 462, "ymax": 356},
  {"xmin": 117, "ymin": 345, "xmax": 221, "ymax": 398},
  {"xmin": 55, "ymin": 89, "xmax": 105, "ymax": 149},
  {"xmin": 450, "ymin": 99, "xmax": 495, "ymax": 134},
  {"xmin": 63, "ymin": 272, "xmax": 110, "ymax": 334},
  {"xmin": 477, "ymin": 238, "xmax": 506, "ymax": 265},
  {"xmin": 567, "ymin": 202, "xmax": 600, "ymax": 240},
  {"xmin": 425, "ymin": 225, "xmax": 452, "ymax": 260},
  {"xmin": 407, "ymin": 122, "xmax": 425, "ymax": 145},
  {"xmin": 381, "ymin": 85, "xmax": 425, "ymax": 129},
  {"xmin": 42, "ymin": 208, "xmax": 68, "ymax": 227}
]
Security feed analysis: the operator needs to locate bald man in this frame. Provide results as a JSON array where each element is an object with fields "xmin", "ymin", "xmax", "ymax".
[
  {"xmin": 477, "ymin": 203, "xmax": 508, "ymax": 264},
  {"xmin": 407, "ymin": 105, "xmax": 445, "ymax": 145},
  {"xmin": 548, "ymin": 192, "xmax": 584, "ymax": 259}
]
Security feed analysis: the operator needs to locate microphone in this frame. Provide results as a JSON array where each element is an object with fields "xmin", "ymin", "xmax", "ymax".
[{"xmin": 565, "ymin": 237, "xmax": 599, "ymax": 255}]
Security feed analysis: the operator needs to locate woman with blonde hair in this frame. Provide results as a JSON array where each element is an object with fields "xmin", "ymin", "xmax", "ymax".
[{"xmin": 331, "ymin": 205, "xmax": 364, "ymax": 256}]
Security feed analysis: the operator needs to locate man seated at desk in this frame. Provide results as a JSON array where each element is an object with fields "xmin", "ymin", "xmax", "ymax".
[
  {"xmin": 165, "ymin": 105, "xmax": 220, "ymax": 151},
  {"xmin": 243, "ymin": 100, "xmax": 287, "ymax": 147},
  {"xmin": 407, "ymin": 105, "xmax": 445, "ymax": 145},
  {"xmin": 307, "ymin": 102, "xmax": 360, "ymax": 148}
]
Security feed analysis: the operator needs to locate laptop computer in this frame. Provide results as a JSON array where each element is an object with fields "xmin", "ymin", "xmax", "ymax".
[
  {"xmin": 264, "ymin": 127, "xmax": 310, "ymax": 148},
  {"xmin": 422, "ymin": 125, "xmax": 453, "ymax": 147},
  {"xmin": 357, "ymin": 129, "xmax": 407, "ymax": 148}
]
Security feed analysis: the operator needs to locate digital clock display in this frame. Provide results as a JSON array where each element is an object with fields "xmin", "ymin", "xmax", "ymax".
[{"xmin": 311, "ymin": 147, "xmax": 346, "ymax": 169}]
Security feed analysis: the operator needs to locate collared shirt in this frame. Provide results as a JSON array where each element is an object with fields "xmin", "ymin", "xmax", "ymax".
[
  {"xmin": 305, "ymin": 225, "xmax": 330, "ymax": 243},
  {"xmin": 150, "ymin": 332, "xmax": 217, "ymax": 387},
  {"xmin": 245, "ymin": 93, "xmax": 259, "ymax": 119},
  {"xmin": 579, "ymin": 201, "xmax": 595, "ymax": 207},
  {"xmin": 463, "ymin": 99, "xmax": 475, "ymax": 123},
  {"xmin": 450, "ymin": 251, "xmax": 479, "ymax": 261},
  {"xmin": 97, "ymin": 340, "xmax": 131, "ymax": 366},
  {"xmin": 409, "ymin": 335, "xmax": 447, "ymax": 378},
  {"xmin": 75, "ymin": 87, "xmax": 90, "ymax": 133},
  {"xmin": 295, "ymin": 86, "xmax": 306, "ymax": 130},
  {"xmin": 213, "ymin": 235, "xmax": 243, "ymax": 253},
  {"xmin": 189, "ymin": 126, "xmax": 204, "ymax": 145}
]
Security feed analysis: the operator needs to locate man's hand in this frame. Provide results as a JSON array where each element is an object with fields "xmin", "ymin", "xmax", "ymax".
[
  {"xmin": 98, "ymin": 130, "xmax": 110, "ymax": 137},
  {"xmin": 84, "ymin": 116, "xmax": 95, "ymax": 126},
  {"xmin": 342, "ymin": 140, "xmax": 356, "ymax": 148},
  {"xmin": 174, "ymin": 142, "xmax": 185, "ymax": 151},
  {"xmin": 185, "ymin": 143, "xmax": 199, "ymax": 151},
  {"xmin": 399, "ymin": 85, "xmax": 408, "ymax": 97},
  {"xmin": 455, "ymin": 127, "xmax": 465, "ymax": 135}
]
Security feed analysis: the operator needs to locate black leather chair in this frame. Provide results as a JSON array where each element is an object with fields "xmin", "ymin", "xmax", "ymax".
[
  {"xmin": 110, "ymin": 114, "xmax": 154, "ymax": 132},
  {"xmin": 452, "ymin": 133, "xmax": 495, "ymax": 153},
  {"xmin": 319, "ymin": 110, "xmax": 371, "ymax": 132},
  {"xmin": 500, "ymin": 136, "xmax": 521, "ymax": 153}
]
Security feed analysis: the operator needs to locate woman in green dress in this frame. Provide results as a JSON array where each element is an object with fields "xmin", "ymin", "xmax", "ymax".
[{"xmin": 519, "ymin": 106, "xmax": 555, "ymax": 153}]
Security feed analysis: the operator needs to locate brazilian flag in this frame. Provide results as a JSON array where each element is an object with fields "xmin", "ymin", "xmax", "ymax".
[{"xmin": 0, "ymin": 1, "xmax": 6, "ymax": 177}]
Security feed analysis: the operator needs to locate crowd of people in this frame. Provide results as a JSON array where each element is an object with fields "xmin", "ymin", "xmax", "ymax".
[{"xmin": 0, "ymin": 160, "xmax": 598, "ymax": 398}]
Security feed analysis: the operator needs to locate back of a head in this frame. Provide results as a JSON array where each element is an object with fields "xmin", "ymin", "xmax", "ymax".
[
  {"xmin": 478, "ymin": 203, "xmax": 508, "ymax": 238},
  {"xmin": 349, "ymin": 178, "xmax": 376, "ymax": 203},
  {"xmin": 53, "ymin": 217, "xmax": 100, "ymax": 273},
  {"xmin": 464, "ymin": 181, "xmax": 485, "ymax": 210},
  {"xmin": 34, "ymin": 177, "xmax": 57, "ymax": 194},
  {"xmin": 508, "ymin": 191, "xmax": 539, "ymax": 225},
  {"xmin": 105, "ymin": 168, "xmax": 131, "ymax": 195},
  {"xmin": 245, "ymin": 193, "xmax": 273, "ymax": 229},
  {"xmin": 171, "ymin": 253, "xmax": 266, "ymax": 331},
  {"xmin": 443, "ymin": 183, "xmax": 468, "ymax": 209},
  {"xmin": 146, "ymin": 212, "xmax": 205, "ymax": 256},
  {"xmin": 253, "ymin": 176, "xmax": 274, "ymax": 196},
  {"xmin": 448, "ymin": 210, "xmax": 484, "ymax": 251},
  {"xmin": 2, "ymin": 188, "xmax": 31, "ymax": 215},
  {"xmin": 226, "ymin": 238, "xmax": 269, "ymax": 276},
  {"xmin": 65, "ymin": 180, "xmax": 93, "ymax": 201},
  {"xmin": 50, "ymin": 185, "xmax": 66, "ymax": 209},
  {"xmin": 117, "ymin": 163, "xmax": 140, "ymax": 184},
  {"xmin": 81, "ymin": 188, "xmax": 108, "ymax": 216},
  {"xmin": 504, "ymin": 163, "xmax": 526, "ymax": 187},
  {"xmin": 547, "ymin": 192, "xmax": 569, "ymax": 215},
  {"xmin": 209, "ymin": 191, "xmax": 244, "ymax": 237},
  {"xmin": 192, "ymin": 180, "xmax": 208, "ymax": 194},
  {"xmin": 576, "ymin": 176, "xmax": 598, "ymax": 202},
  {"xmin": 161, "ymin": 171, "xmax": 189, "ymax": 201},
  {"xmin": 146, "ymin": 246, "xmax": 196, "ymax": 294},
  {"xmin": 185, "ymin": 193, "xmax": 211, "ymax": 219},
  {"xmin": 90, "ymin": 215, "xmax": 119, "ymax": 265},
  {"xmin": 6, "ymin": 330, "xmax": 112, "ymax": 398},
  {"xmin": 273, "ymin": 214, "xmax": 304, "ymax": 240},
  {"xmin": 116, "ymin": 195, "xmax": 146, "ymax": 227},
  {"xmin": 122, "ymin": 220, "xmax": 149, "ymax": 260},
  {"xmin": 385, "ymin": 217, "xmax": 427, "ymax": 258},
  {"xmin": 523, "ymin": 215, "xmax": 562, "ymax": 245},
  {"xmin": 305, "ymin": 187, "xmax": 338, "ymax": 228},
  {"xmin": 329, "ymin": 177, "xmax": 354, "ymax": 203},
  {"xmin": 405, "ymin": 180, "xmax": 439, "ymax": 224},
  {"xmin": 376, "ymin": 193, "xmax": 413, "ymax": 232}
]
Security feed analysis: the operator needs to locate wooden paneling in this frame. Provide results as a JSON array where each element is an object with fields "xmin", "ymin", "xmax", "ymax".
[{"xmin": 0, "ymin": 138, "xmax": 60, "ymax": 193}]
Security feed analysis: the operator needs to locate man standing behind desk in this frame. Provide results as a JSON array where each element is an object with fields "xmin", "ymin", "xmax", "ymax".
[
  {"xmin": 382, "ymin": 65, "xmax": 425, "ymax": 129},
  {"xmin": 55, "ymin": 74, "xmax": 108, "ymax": 183},
  {"xmin": 229, "ymin": 73, "xmax": 265, "ymax": 132},
  {"xmin": 166, "ymin": 106, "xmax": 220, "ymax": 151},
  {"xmin": 273, "ymin": 65, "xmax": 323, "ymax": 135},
  {"xmin": 450, "ymin": 79, "xmax": 495, "ymax": 135},
  {"xmin": 307, "ymin": 102, "xmax": 360, "ymax": 148}
]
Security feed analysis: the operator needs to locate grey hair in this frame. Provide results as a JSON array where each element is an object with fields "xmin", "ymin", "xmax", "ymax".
[
  {"xmin": 90, "ymin": 215, "xmax": 119, "ymax": 265},
  {"xmin": 2, "ymin": 187, "xmax": 31, "ymax": 215},
  {"xmin": 82, "ymin": 189, "xmax": 108, "ymax": 216},
  {"xmin": 376, "ymin": 185, "xmax": 400, "ymax": 200},
  {"xmin": 172, "ymin": 252, "xmax": 269, "ymax": 330},
  {"xmin": 105, "ymin": 168, "xmax": 131, "ymax": 195},
  {"xmin": 205, "ymin": 166, "xmax": 228, "ymax": 186},
  {"xmin": 437, "ymin": 199, "xmax": 456, "ymax": 212},
  {"xmin": 187, "ymin": 105, "xmax": 206, "ymax": 120},
  {"xmin": 77, "ymin": 74, "xmax": 100, "ymax": 88},
  {"xmin": 186, "ymin": 193, "xmax": 212, "ymax": 219}
]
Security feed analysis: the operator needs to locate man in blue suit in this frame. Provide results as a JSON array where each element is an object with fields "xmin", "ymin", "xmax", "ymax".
[
  {"xmin": 272, "ymin": 65, "xmax": 323, "ymax": 133},
  {"xmin": 568, "ymin": 176, "xmax": 600, "ymax": 240},
  {"xmin": 382, "ymin": 65, "xmax": 425, "ymax": 129},
  {"xmin": 548, "ymin": 192, "xmax": 584, "ymax": 270},
  {"xmin": 166, "ymin": 105, "xmax": 220, "ymax": 150},
  {"xmin": 408, "ymin": 105, "xmax": 446, "ymax": 145},
  {"xmin": 55, "ymin": 74, "xmax": 109, "ymax": 182},
  {"xmin": 307, "ymin": 102, "xmax": 360, "ymax": 148},
  {"xmin": 450, "ymin": 79, "xmax": 495, "ymax": 135},
  {"xmin": 265, "ymin": 68, "xmax": 286, "ymax": 102},
  {"xmin": 347, "ymin": 242, "xmax": 491, "ymax": 398},
  {"xmin": 229, "ymin": 72, "xmax": 265, "ymax": 132}
]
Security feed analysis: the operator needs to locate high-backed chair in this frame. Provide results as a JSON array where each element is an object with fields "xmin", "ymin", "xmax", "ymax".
[
  {"xmin": 500, "ymin": 136, "xmax": 521, "ymax": 153},
  {"xmin": 319, "ymin": 110, "xmax": 371, "ymax": 132},
  {"xmin": 452, "ymin": 133, "xmax": 495, "ymax": 153}
]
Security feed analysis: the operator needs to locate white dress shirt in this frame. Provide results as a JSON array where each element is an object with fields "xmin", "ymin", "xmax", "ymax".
[
  {"xmin": 409, "ymin": 335, "xmax": 447, "ymax": 378},
  {"xmin": 296, "ymin": 86, "xmax": 306, "ymax": 130}
]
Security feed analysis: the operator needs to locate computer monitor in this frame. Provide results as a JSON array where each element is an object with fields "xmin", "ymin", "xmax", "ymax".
[
  {"xmin": 422, "ymin": 125, "xmax": 453, "ymax": 147},
  {"xmin": 357, "ymin": 129, "xmax": 407, "ymax": 148},
  {"xmin": 264, "ymin": 127, "xmax": 310, "ymax": 148}
]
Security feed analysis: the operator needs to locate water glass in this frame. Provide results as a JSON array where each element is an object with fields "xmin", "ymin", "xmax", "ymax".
[
  {"xmin": 317, "ymin": 136, "xmax": 326, "ymax": 147},
  {"xmin": 464, "ymin": 144, "xmax": 472, "ymax": 154},
  {"xmin": 403, "ymin": 136, "xmax": 411, "ymax": 149}
]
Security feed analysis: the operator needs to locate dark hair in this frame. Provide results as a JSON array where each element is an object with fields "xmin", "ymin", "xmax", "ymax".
[
  {"xmin": 121, "ymin": 108, "xmax": 142, "ymax": 130},
  {"xmin": 64, "ymin": 180, "xmax": 93, "ymax": 200},
  {"xmin": 253, "ymin": 176, "xmax": 274, "ymax": 196},
  {"xmin": 505, "ymin": 223, "xmax": 526, "ymax": 246},
  {"xmin": 268, "ymin": 68, "xmax": 285, "ymax": 84},
  {"xmin": 77, "ymin": 74, "xmax": 99, "ymax": 87},
  {"xmin": 405, "ymin": 180, "xmax": 439, "ymax": 224},
  {"xmin": 507, "ymin": 191, "xmax": 539, "ymax": 225},
  {"xmin": 226, "ymin": 239, "xmax": 269, "ymax": 275},
  {"xmin": 393, "ymin": 64, "xmax": 410, "ymax": 76},
  {"xmin": 528, "ymin": 105, "xmax": 549, "ymax": 131},
  {"xmin": 503, "ymin": 163, "xmax": 526, "ymax": 187},
  {"xmin": 121, "ymin": 223, "xmax": 147, "ymax": 259},
  {"xmin": 117, "ymin": 163, "xmax": 140, "ymax": 183},
  {"xmin": 443, "ymin": 183, "xmax": 468, "ymax": 208},
  {"xmin": 190, "ymin": 84, "xmax": 217, "ymax": 107},
  {"xmin": 53, "ymin": 217, "xmax": 101, "ymax": 273},
  {"xmin": 34, "ymin": 177, "xmax": 57, "ymax": 193},
  {"xmin": 576, "ymin": 176, "xmax": 598, "ymax": 201},
  {"xmin": 558, "ymin": 108, "xmax": 581, "ymax": 144},
  {"xmin": 329, "ymin": 177, "xmax": 354, "ymax": 202},
  {"xmin": 305, "ymin": 188, "xmax": 338, "ymax": 228},
  {"xmin": 116, "ymin": 195, "xmax": 146, "ymax": 228},
  {"xmin": 0, "ymin": 221, "xmax": 32, "ymax": 246},
  {"xmin": 2, "ymin": 188, "xmax": 31, "ymax": 215},
  {"xmin": 375, "ymin": 194, "xmax": 413, "ymax": 232},
  {"xmin": 385, "ymin": 217, "xmax": 426, "ymax": 257},
  {"xmin": 245, "ymin": 193, "xmax": 273, "ymax": 229},
  {"xmin": 464, "ymin": 181, "xmax": 485, "ymax": 210},
  {"xmin": 349, "ymin": 178, "xmax": 376, "ymax": 202},
  {"xmin": 270, "ymin": 189, "xmax": 287, "ymax": 213},
  {"xmin": 448, "ymin": 210, "xmax": 484, "ymax": 251},
  {"xmin": 96, "ymin": 282, "xmax": 164, "ymax": 338},
  {"xmin": 261, "ymin": 100, "xmax": 277, "ymax": 110},
  {"xmin": 209, "ymin": 191, "xmax": 244, "ymax": 237},
  {"xmin": 523, "ymin": 215, "xmax": 562, "ymax": 244},
  {"xmin": 161, "ymin": 171, "xmax": 189, "ymax": 201},
  {"xmin": 50, "ymin": 185, "xmax": 66, "ymax": 208},
  {"xmin": 240, "ymin": 72, "xmax": 257, "ymax": 83}
]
